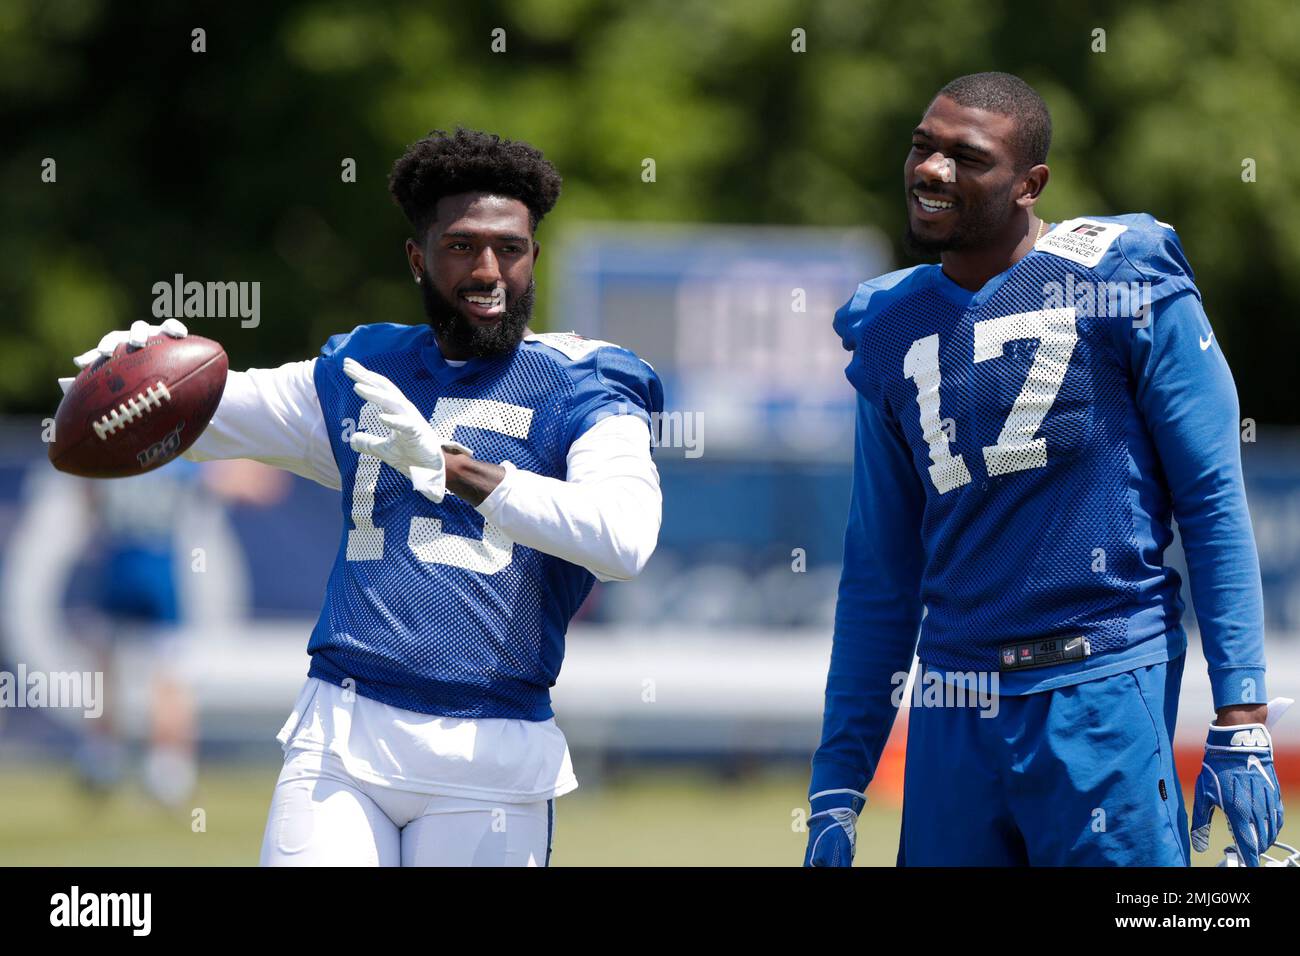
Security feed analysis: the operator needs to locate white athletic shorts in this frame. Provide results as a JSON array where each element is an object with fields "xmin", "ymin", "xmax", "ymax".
[{"xmin": 260, "ymin": 748, "xmax": 555, "ymax": 867}]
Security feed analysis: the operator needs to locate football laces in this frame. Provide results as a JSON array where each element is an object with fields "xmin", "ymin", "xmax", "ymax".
[{"xmin": 92, "ymin": 382, "xmax": 172, "ymax": 440}]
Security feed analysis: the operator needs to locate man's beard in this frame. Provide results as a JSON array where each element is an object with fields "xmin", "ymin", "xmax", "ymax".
[
  {"xmin": 419, "ymin": 273, "xmax": 534, "ymax": 359},
  {"xmin": 902, "ymin": 187, "xmax": 1009, "ymax": 258}
]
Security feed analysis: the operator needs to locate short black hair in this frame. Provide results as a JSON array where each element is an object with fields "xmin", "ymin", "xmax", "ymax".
[
  {"xmin": 388, "ymin": 127, "xmax": 563, "ymax": 239},
  {"xmin": 934, "ymin": 72, "xmax": 1052, "ymax": 169}
]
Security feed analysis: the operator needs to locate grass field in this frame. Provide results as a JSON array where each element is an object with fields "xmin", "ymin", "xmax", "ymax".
[{"xmin": 0, "ymin": 762, "xmax": 1274, "ymax": 866}]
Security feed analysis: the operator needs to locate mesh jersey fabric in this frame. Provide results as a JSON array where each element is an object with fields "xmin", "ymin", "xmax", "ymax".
[
  {"xmin": 834, "ymin": 214, "xmax": 1200, "ymax": 674},
  {"xmin": 308, "ymin": 324, "xmax": 663, "ymax": 720}
]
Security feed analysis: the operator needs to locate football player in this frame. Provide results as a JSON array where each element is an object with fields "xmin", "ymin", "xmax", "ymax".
[
  {"xmin": 805, "ymin": 73, "xmax": 1288, "ymax": 866},
  {"xmin": 64, "ymin": 129, "xmax": 663, "ymax": 866},
  {"xmin": 75, "ymin": 462, "xmax": 202, "ymax": 806}
]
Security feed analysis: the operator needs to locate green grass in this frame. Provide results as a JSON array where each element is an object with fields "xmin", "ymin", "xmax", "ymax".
[
  {"xmin": 0, "ymin": 764, "xmax": 271, "ymax": 866},
  {"xmin": 0, "ymin": 762, "xmax": 1273, "ymax": 866}
]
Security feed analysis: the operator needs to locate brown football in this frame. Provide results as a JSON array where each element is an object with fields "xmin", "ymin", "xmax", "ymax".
[{"xmin": 49, "ymin": 334, "xmax": 228, "ymax": 478}]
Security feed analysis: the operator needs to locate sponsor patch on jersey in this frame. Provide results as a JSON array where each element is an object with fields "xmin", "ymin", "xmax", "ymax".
[
  {"xmin": 997, "ymin": 635, "xmax": 1091, "ymax": 672},
  {"xmin": 526, "ymin": 331, "xmax": 619, "ymax": 362},
  {"xmin": 1035, "ymin": 217, "xmax": 1129, "ymax": 268}
]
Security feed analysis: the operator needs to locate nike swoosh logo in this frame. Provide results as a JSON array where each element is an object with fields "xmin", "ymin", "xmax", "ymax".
[
  {"xmin": 1247, "ymin": 754, "xmax": 1276, "ymax": 791},
  {"xmin": 1200, "ymin": 332, "xmax": 1214, "ymax": 350}
]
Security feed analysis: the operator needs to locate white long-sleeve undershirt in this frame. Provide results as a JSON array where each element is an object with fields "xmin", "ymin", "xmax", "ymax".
[
  {"xmin": 185, "ymin": 359, "xmax": 662, "ymax": 581},
  {"xmin": 187, "ymin": 357, "xmax": 661, "ymax": 800}
]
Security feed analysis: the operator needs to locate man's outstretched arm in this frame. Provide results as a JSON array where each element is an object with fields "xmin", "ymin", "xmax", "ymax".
[{"xmin": 184, "ymin": 359, "xmax": 340, "ymax": 489}]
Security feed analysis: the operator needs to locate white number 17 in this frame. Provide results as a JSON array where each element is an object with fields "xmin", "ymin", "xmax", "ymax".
[{"xmin": 902, "ymin": 307, "xmax": 1078, "ymax": 494}]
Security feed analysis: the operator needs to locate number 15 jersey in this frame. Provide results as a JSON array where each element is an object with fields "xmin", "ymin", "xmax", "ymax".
[{"xmin": 309, "ymin": 323, "xmax": 662, "ymax": 721}]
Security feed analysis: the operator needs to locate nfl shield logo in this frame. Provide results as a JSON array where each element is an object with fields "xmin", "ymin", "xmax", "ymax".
[{"xmin": 1001, "ymin": 648, "xmax": 1016, "ymax": 667}]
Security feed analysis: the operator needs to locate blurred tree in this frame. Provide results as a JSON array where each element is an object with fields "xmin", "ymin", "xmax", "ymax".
[{"xmin": 3, "ymin": 0, "xmax": 1297, "ymax": 420}]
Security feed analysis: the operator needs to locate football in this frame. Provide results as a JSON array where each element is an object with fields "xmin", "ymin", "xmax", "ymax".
[{"xmin": 49, "ymin": 333, "xmax": 228, "ymax": 478}]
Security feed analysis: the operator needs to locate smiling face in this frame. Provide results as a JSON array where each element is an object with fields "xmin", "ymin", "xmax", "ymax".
[
  {"xmin": 903, "ymin": 95, "xmax": 1038, "ymax": 256},
  {"xmin": 407, "ymin": 192, "xmax": 539, "ymax": 359}
]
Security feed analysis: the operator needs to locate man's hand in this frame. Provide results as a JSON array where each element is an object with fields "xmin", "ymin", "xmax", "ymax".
[
  {"xmin": 343, "ymin": 358, "xmax": 472, "ymax": 503},
  {"xmin": 1191, "ymin": 697, "xmax": 1293, "ymax": 866},
  {"xmin": 803, "ymin": 788, "xmax": 866, "ymax": 867},
  {"xmin": 59, "ymin": 319, "xmax": 188, "ymax": 394}
]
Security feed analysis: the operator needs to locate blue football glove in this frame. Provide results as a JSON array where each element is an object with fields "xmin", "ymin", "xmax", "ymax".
[
  {"xmin": 1191, "ymin": 697, "xmax": 1293, "ymax": 866},
  {"xmin": 803, "ymin": 788, "xmax": 866, "ymax": 867}
]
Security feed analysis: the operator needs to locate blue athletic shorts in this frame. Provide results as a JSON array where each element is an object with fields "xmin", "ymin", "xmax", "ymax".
[{"xmin": 898, "ymin": 654, "xmax": 1190, "ymax": 866}]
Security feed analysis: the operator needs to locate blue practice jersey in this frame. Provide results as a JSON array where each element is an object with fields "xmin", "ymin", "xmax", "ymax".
[
  {"xmin": 308, "ymin": 324, "xmax": 662, "ymax": 721},
  {"xmin": 812, "ymin": 215, "xmax": 1266, "ymax": 796}
]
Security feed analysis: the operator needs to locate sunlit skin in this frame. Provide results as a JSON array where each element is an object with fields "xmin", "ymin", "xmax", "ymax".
[
  {"xmin": 904, "ymin": 95, "xmax": 1048, "ymax": 291},
  {"xmin": 905, "ymin": 98, "xmax": 1264, "ymax": 726},
  {"xmin": 402, "ymin": 192, "xmax": 543, "ymax": 504},
  {"xmin": 404, "ymin": 192, "xmax": 539, "ymax": 353}
]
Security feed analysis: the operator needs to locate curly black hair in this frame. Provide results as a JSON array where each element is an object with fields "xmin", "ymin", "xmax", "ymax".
[{"xmin": 388, "ymin": 128, "xmax": 563, "ymax": 239}]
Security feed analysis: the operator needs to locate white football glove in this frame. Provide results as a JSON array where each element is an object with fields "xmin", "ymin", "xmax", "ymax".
[
  {"xmin": 59, "ymin": 319, "xmax": 189, "ymax": 394},
  {"xmin": 342, "ymin": 357, "xmax": 472, "ymax": 504}
]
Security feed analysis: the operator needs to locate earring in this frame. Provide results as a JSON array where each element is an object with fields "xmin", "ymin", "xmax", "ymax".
[{"xmin": 415, "ymin": 276, "xmax": 422, "ymax": 284}]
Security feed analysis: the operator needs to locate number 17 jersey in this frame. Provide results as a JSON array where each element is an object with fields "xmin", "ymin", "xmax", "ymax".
[{"xmin": 834, "ymin": 214, "xmax": 1203, "ymax": 679}]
